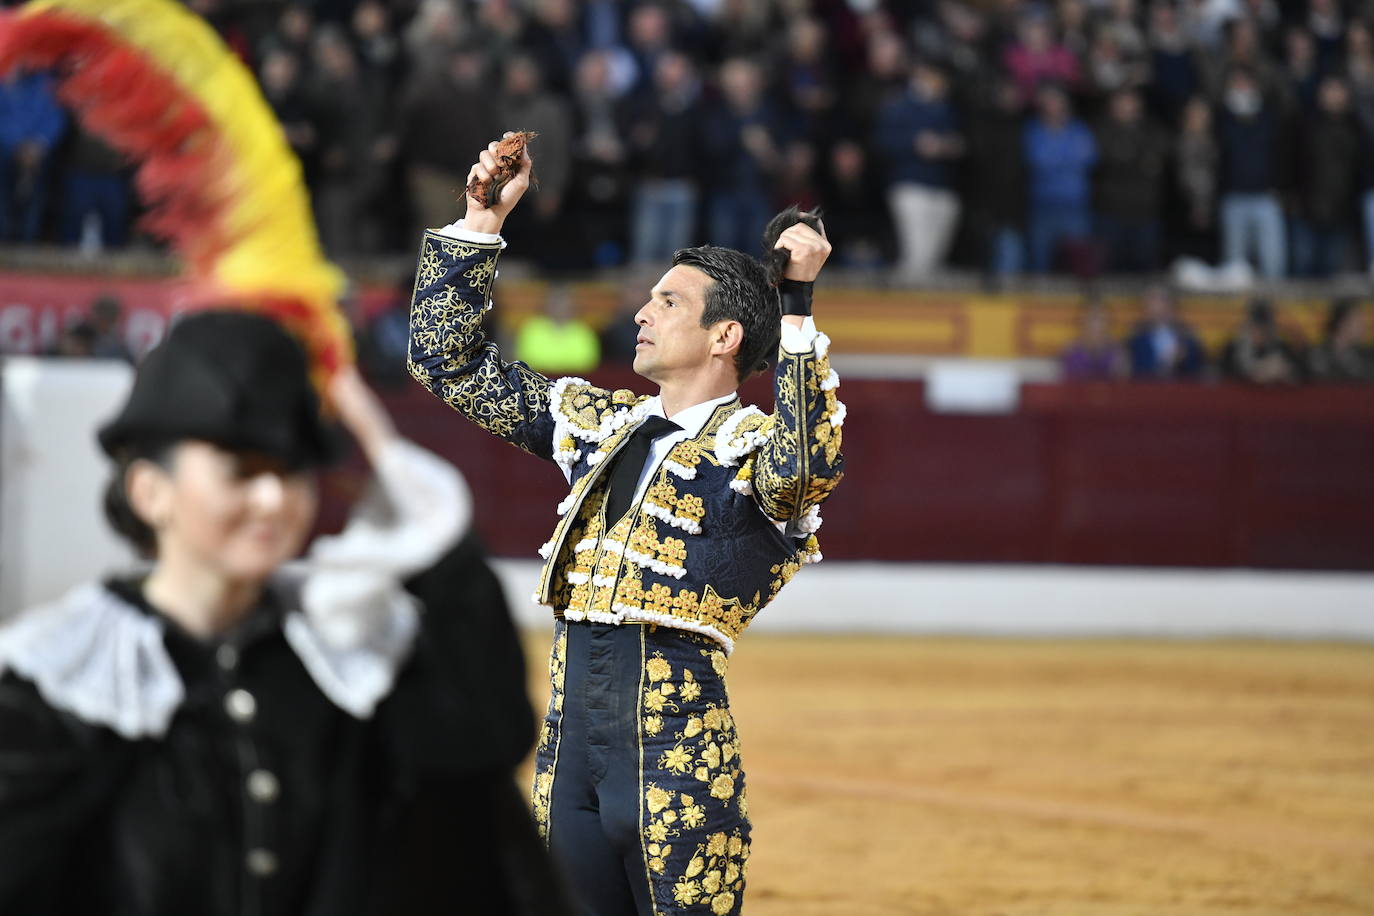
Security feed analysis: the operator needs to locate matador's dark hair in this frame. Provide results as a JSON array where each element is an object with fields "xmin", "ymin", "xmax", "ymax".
[{"xmin": 670, "ymin": 205, "xmax": 823, "ymax": 384}]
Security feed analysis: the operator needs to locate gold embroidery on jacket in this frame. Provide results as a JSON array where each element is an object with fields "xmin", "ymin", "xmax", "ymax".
[
  {"xmin": 531, "ymin": 626, "xmax": 568, "ymax": 840},
  {"xmin": 638, "ymin": 650, "xmax": 750, "ymax": 913}
]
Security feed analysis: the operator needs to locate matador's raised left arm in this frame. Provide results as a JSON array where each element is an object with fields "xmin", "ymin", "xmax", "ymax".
[{"xmin": 717, "ymin": 219, "xmax": 846, "ymax": 534}]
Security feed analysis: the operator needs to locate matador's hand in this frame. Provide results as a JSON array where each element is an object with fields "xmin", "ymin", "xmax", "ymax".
[
  {"xmin": 772, "ymin": 220, "xmax": 831, "ymax": 282},
  {"xmin": 463, "ymin": 133, "xmax": 534, "ymax": 235}
]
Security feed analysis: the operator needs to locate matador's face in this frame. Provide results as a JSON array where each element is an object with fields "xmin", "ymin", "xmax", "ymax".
[{"xmin": 632, "ymin": 264, "xmax": 722, "ymax": 384}]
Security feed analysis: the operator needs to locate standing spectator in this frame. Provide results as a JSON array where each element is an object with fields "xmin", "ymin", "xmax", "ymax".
[
  {"xmin": 1344, "ymin": 21, "xmax": 1374, "ymax": 100},
  {"xmin": 707, "ymin": 0, "xmax": 775, "ymax": 63},
  {"xmin": 0, "ymin": 70, "xmax": 65, "ymax": 242},
  {"xmin": 818, "ymin": 139, "xmax": 893, "ymax": 270},
  {"xmin": 776, "ymin": 16, "xmax": 839, "ymax": 144},
  {"xmin": 59, "ymin": 129, "xmax": 131, "ymax": 251},
  {"xmin": 1084, "ymin": 30, "xmax": 1148, "ymax": 106},
  {"xmin": 351, "ymin": 1, "xmax": 404, "ymax": 96},
  {"xmin": 402, "ymin": 0, "xmax": 468, "ymax": 80},
  {"xmin": 624, "ymin": 51, "xmax": 703, "ymax": 263},
  {"xmin": 703, "ymin": 57, "xmax": 784, "ymax": 253},
  {"xmin": 1003, "ymin": 10, "xmax": 1082, "ymax": 106},
  {"xmin": 1309, "ymin": 299, "xmax": 1374, "ymax": 382},
  {"xmin": 624, "ymin": 3, "xmax": 676, "ymax": 98},
  {"xmin": 1023, "ymin": 83, "xmax": 1097, "ymax": 273},
  {"xmin": 1056, "ymin": 0, "xmax": 1093, "ymax": 60},
  {"xmin": 1349, "ymin": 23, "xmax": 1374, "ymax": 274},
  {"xmin": 264, "ymin": 3, "xmax": 315, "ymax": 62},
  {"xmin": 1095, "ymin": 88, "xmax": 1169, "ymax": 272},
  {"xmin": 874, "ymin": 58, "xmax": 963, "ymax": 281},
  {"xmin": 1146, "ymin": 0, "xmax": 1200, "ymax": 124},
  {"xmin": 845, "ymin": 29, "xmax": 909, "ymax": 140},
  {"xmin": 518, "ymin": 0, "xmax": 585, "ymax": 96},
  {"xmin": 1171, "ymin": 95, "xmax": 1219, "ymax": 263},
  {"xmin": 259, "ymin": 48, "xmax": 322, "ymax": 190},
  {"xmin": 1216, "ymin": 66, "xmax": 1288, "ymax": 279},
  {"xmin": 499, "ymin": 54, "xmax": 574, "ymax": 258},
  {"xmin": 567, "ymin": 49, "xmax": 632, "ymax": 265},
  {"xmin": 397, "ymin": 44, "xmax": 498, "ymax": 240},
  {"xmin": 1306, "ymin": 0, "xmax": 1346, "ymax": 73},
  {"xmin": 309, "ymin": 25, "xmax": 392, "ymax": 255},
  {"xmin": 1127, "ymin": 284, "xmax": 1206, "ymax": 378},
  {"xmin": 1061, "ymin": 304, "xmax": 1127, "ymax": 380},
  {"xmin": 965, "ymin": 77, "xmax": 1028, "ymax": 277},
  {"xmin": 472, "ymin": 0, "xmax": 526, "ymax": 62},
  {"xmin": 912, "ymin": 0, "xmax": 992, "ymax": 90},
  {"xmin": 1281, "ymin": 27, "xmax": 1320, "ymax": 112},
  {"xmin": 1201, "ymin": 17, "xmax": 1284, "ymax": 103},
  {"xmin": 1097, "ymin": 0, "xmax": 1148, "ymax": 60},
  {"xmin": 1220, "ymin": 298, "xmax": 1304, "ymax": 384},
  {"xmin": 1292, "ymin": 76, "xmax": 1359, "ymax": 277}
]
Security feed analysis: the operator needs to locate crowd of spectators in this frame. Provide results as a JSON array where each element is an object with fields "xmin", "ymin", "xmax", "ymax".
[
  {"xmin": 3, "ymin": 0, "xmax": 1374, "ymax": 283},
  {"xmin": 1060, "ymin": 290, "xmax": 1374, "ymax": 382}
]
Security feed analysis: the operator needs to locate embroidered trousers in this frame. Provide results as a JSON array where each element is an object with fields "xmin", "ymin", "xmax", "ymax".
[{"xmin": 533, "ymin": 620, "xmax": 751, "ymax": 916}]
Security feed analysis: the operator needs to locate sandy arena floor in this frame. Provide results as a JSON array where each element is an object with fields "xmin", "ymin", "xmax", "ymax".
[{"xmin": 520, "ymin": 631, "xmax": 1374, "ymax": 915}]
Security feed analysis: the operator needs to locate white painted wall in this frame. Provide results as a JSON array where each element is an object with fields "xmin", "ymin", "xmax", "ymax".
[
  {"xmin": 493, "ymin": 559, "xmax": 1374, "ymax": 641},
  {"xmin": 0, "ymin": 358, "xmax": 136, "ymax": 618}
]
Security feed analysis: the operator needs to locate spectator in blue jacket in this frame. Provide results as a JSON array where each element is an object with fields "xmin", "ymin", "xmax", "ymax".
[
  {"xmin": 1127, "ymin": 284, "xmax": 1206, "ymax": 379},
  {"xmin": 1023, "ymin": 83, "xmax": 1096, "ymax": 273},
  {"xmin": 0, "ymin": 70, "xmax": 66, "ymax": 242},
  {"xmin": 874, "ymin": 57, "xmax": 964, "ymax": 281},
  {"xmin": 1216, "ymin": 66, "xmax": 1289, "ymax": 279}
]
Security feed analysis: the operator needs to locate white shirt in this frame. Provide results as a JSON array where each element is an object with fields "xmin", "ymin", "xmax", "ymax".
[{"xmin": 437, "ymin": 219, "xmax": 819, "ymax": 535}]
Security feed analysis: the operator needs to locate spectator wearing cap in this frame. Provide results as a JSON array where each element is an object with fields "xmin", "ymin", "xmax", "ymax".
[
  {"xmin": 1023, "ymin": 83, "xmax": 1096, "ymax": 273},
  {"xmin": 1216, "ymin": 66, "xmax": 1289, "ymax": 279},
  {"xmin": 874, "ymin": 57, "xmax": 964, "ymax": 281}
]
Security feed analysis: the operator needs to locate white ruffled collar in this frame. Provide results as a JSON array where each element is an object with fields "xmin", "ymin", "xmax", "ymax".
[{"xmin": 0, "ymin": 580, "xmax": 418, "ymax": 739}]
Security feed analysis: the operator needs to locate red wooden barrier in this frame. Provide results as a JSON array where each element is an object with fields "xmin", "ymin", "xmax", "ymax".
[{"xmin": 359, "ymin": 374, "xmax": 1374, "ymax": 572}]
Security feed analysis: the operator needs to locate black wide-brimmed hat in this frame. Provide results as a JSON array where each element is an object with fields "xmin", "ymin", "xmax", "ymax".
[{"xmin": 98, "ymin": 310, "xmax": 342, "ymax": 467}]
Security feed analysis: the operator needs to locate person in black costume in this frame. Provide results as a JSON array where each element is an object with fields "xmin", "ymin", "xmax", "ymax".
[{"xmin": 0, "ymin": 310, "xmax": 571, "ymax": 916}]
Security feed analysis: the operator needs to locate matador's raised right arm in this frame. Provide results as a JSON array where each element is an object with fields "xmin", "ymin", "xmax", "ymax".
[{"xmin": 407, "ymin": 227, "xmax": 556, "ymax": 461}]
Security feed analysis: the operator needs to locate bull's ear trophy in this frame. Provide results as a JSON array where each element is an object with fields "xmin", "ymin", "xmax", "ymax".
[{"xmin": 0, "ymin": 0, "xmax": 353, "ymax": 391}]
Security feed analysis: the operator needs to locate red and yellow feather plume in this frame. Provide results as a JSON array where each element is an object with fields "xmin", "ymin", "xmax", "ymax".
[{"xmin": 0, "ymin": 0, "xmax": 352, "ymax": 380}]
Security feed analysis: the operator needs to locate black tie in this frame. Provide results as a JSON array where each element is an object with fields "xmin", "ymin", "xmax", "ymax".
[{"xmin": 604, "ymin": 416, "xmax": 681, "ymax": 524}]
